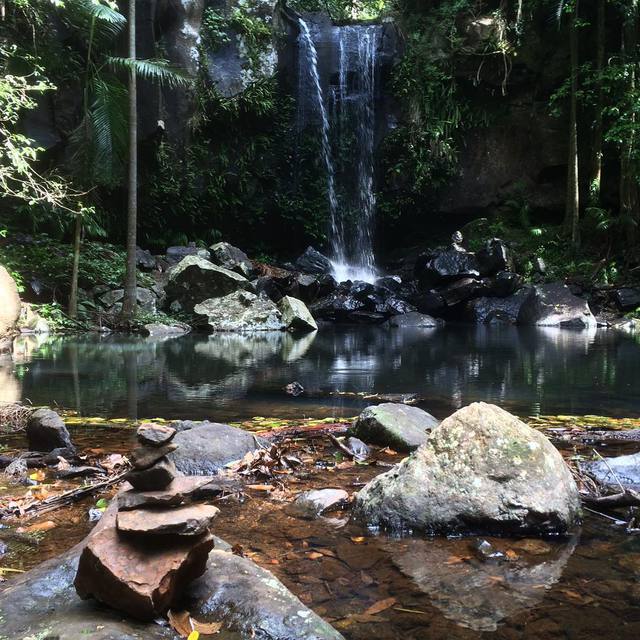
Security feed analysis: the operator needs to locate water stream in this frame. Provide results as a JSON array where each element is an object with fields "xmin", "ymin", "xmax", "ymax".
[{"xmin": 297, "ymin": 19, "xmax": 380, "ymax": 283}]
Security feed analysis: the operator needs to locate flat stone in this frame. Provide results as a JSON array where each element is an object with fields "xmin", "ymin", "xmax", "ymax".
[
  {"xmin": 130, "ymin": 443, "xmax": 178, "ymax": 470},
  {"xmin": 118, "ymin": 475, "xmax": 214, "ymax": 511},
  {"xmin": 125, "ymin": 458, "xmax": 177, "ymax": 491},
  {"xmin": 117, "ymin": 504, "xmax": 220, "ymax": 536},
  {"xmin": 288, "ymin": 489, "xmax": 349, "ymax": 519},
  {"xmin": 74, "ymin": 506, "xmax": 214, "ymax": 620},
  {"xmin": 137, "ymin": 423, "xmax": 176, "ymax": 447}
]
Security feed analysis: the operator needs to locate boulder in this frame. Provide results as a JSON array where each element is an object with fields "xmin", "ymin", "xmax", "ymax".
[
  {"xmin": 169, "ymin": 422, "xmax": 265, "ymax": 474},
  {"xmin": 166, "ymin": 245, "xmax": 211, "ymax": 265},
  {"xmin": 118, "ymin": 476, "xmax": 215, "ymax": 511},
  {"xmin": 295, "ymin": 246, "xmax": 333, "ymax": 275},
  {"xmin": 439, "ymin": 277, "xmax": 486, "ymax": 306},
  {"xmin": 26, "ymin": 408, "xmax": 74, "ymax": 452},
  {"xmin": 476, "ymin": 238, "xmax": 510, "ymax": 275},
  {"xmin": 0, "ymin": 265, "xmax": 20, "ymax": 336},
  {"xmin": 613, "ymin": 287, "xmax": 640, "ymax": 312},
  {"xmin": 484, "ymin": 271, "xmax": 522, "ymax": 297},
  {"xmin": 136, "ymin": 247, "xmax": 157, "ymax": 271},
  {"xmin": 194, "ymin": 291, "xmax": 285, "ymax": 332},
  {"xmin": 74, "ymin": 506, "xmax": 214, "ymax": 620},
  {"xmin": 352, "ymin": 403, "xmax": 439, "ymax": 452},
  {"xmin": 518, "ymin": 282, "xmax": 597, "ymax": 328},
  {"xmin": 375, "ymin": 275, "xmax": 402, "ymax": 292},
  {"xmin": 288, "ymin": 489, "xmax": 349, "ymax": 519},
  {"xmin": 126, "ymin": 458, "xmax": 177, "ymax": 491},
  {"xmin": 210, "ymin": 241, "xmax": 254, "ymax": 278},
  {"xmin": 98, "ymin": 288, "xmax": 157, "ymax": 314},
  {"xmin": 384, "ymin": 312, "xmax": 444, "ymax": 328},
  {"xmin": 137, "ymin": 423, "xmax": 176, "ymax": 447},
  {"xmin": 353, "ymin": 402, "xmax": 581, "ymax": 535},
  {"xmin": 583, "ymin": 452, "xmax": 640, "ymax": 491},
  {"xmin": 142, "ymin": 322, "xmax": 190, "ymax": 337},
  {"xmin": 116, "ymin": 504, "xmax": 220, "ymax": 536},
  {"xmin": 414, "ymin": 289, "xmax": 447, "ymax": 315},
  {"xmin": 287, "ymin": 272, "xmax": 337, "ymax": 303},
  {"xmin": 166, "ymin": 255, "xmax": 253, "ymax": 313},
  {"xmin": 465, "ymin": 287, "xmax": 534, "ymax": 324},
  {"xmin": 416, "ymin": 247, "xmax": 480, "ymax": 287},
  {"xmin": 310, "ymin": 292, "xmax": 365, "ymax": 321},
  {"xmin": 279, "ymin": 295, "xmax": 318, "ymax": 332}
]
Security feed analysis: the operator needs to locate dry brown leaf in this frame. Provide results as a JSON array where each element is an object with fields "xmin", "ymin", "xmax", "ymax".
[
  {"xmin": 363, "ymin": 597, "xmax": 397, "ymax": 616},
  {"xmin": 20, "ymin": 520, "xmax": 56, "ymax": 533},
  {"xmin": 307, "ymin": 552, "xmax": 323, "ymax": 560},
  {"xmin": 192, "ymin": 619, "xmax": 222, "ymax": 634},
  {"xmin": 246, "ymin": 484, "xmax": 274, "ymax": 491},
  {"xmin": 168, "ymin": 610, "xmax": 193, "ymax": 637}
]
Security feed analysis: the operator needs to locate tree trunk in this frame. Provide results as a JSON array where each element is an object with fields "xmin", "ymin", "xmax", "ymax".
[
  {"xmin": 68, "ymin": 212, "xmax": 82, "ymax": 318},
  {"xmin": 121, "ymin": 0, "xmax": 138, "ymax": 322},
  {"xmin": 589, "ymin": 0, "xmax": 605, "ymax": 206},
  {"xmin": 565, "ymin": 0, "xmax": 580, "ymax": 248}
]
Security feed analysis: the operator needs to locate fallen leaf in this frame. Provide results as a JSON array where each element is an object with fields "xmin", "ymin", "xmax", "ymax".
[
  {"xmin": 246, "ymin": 484, "xmax": 274, "ymax": 492},
  {"xmin": 192, "ymin": 619, "xmax": 222, "ymax": 634},
  {"xmin": 168, "ymin": 610, "xmax": 193, "ymax": 637},
  {"xmin": 350, "ymin": 536, "xmax": 366, "ymax": 544},
  {"xmin": 307, "ymin": 552, "xmax": 323, "ymax": 560},
  {"xmin": 363, "ymin": 597, "xmax": 397, "ymax": 616}
]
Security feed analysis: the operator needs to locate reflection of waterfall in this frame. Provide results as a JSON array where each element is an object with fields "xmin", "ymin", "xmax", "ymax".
[{"xmin": 297, "ymin": 18, "xmax": 380, "ymax": 283}]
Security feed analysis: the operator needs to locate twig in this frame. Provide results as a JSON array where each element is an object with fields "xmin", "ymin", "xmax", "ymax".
[
  {"xmin": 583, "ymin": 506, "xmax": 627, "ymax": 523},
  {"xmin": 592, "ymin": 448, "xmax": 626, "ymax": 494},
  {"xmin": 328, "ymin": 433, "xmax": 364, "ymax": 460}
]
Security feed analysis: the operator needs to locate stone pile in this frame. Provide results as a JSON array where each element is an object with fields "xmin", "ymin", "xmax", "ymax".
[{"xmin": 74, "ymin": 423, "xmax": 218, "ymax": 620}]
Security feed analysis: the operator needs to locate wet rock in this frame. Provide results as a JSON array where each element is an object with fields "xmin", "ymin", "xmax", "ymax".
[
  {"xmin": 295, "ymin": 246, "xmax": 333, "ymax": 275},
  {"xmin": 439, "ymin": 277, "xmax": 486, "ymax": 306},
  {"xmin": 473, "ymin": 539, "xmax": 505, "ymax": 561},
  {"xmin": 345, "ymin": 437, "xmax": 370, "ymax": 459},
  {"xmin": 383, "ymin": 296, "xmax": 417, "ymax": 315},
  {"xmin": 285, "ymin": 381, "xmax": 305, "ymax": 396},
  {"xmin": 26, "ymin": 408, "xmax": 74, "ymax": 452},
  {"xmin": 188, "ymin": 549, "xmax": 345, "ymax": 640},
  {"xmin": 476, "ymin": 238, "xmax": 510, "ymax": 275},
  {"xmin": 309, "ymin": 292, "xmax": 365, "ymax": 321},
  {"xmin": 130, "ymin": 443, "xmax": 178, "ymax": 470},
  {"xmin": 118, "ymin": 476, "xmax": 215, "ymax": 511},
  {"xmin": 137, "ymin": 423, "xmax": 176, "ymax": 447},
  {"xmin": 126, "ymin": 458, "xmax": 177, "ymax": 491},
  {"xmin": 354, "ymin": 402, "xmax": 581, "ymax": 535},
  {"xmin": 375, "ymin": 275, "xmax": 402, "ymax": 292},
  {"xmin": 613, "ymin": 287, "xmax": 640, "ymax": 311},
  {"xmin": 414, "ymin": 289, "xmax": 447, "ymax": 315},
  {"xmin": 518, "ymin": 282, "xmax": 597, "ymax": 328},
  {"xmin": 165, "ymin": 255, "xmax": 253, "ymax": 313},
  {"xmin": 352, "ymin": 403, "xmax": 439, "ymax": 452},
  {"xmin": 416, "ymin": 247, "xmax": 480, "ymax": 287},
  {"xmin": 279, "ymin": 295, "xmax": 318, "ymax": 332},
  {"xmin": 584, "ymin": 452, "xmax": 640, "ymax": 491},
  {"xmin": 194, "ymin": 290, "xmax": 285, "ymax": 332},
  {"xmin": 116, "ymin": 504, "xmax": 220, "ymax": 537},
  {"xmin": 287, "ymin": 272, "xmax": 337, "ymax": 303},
  {"xmin": 384, "ymin": 311, "xmax": 444, "ymax": 328},
  {"xmin": 136, "ymin": 247, "xmax": 156, "ymax": 271},
  {"xmin": 165, "ymin": 245, "xmax": 211, "ymax": 265},
  {"xmin": 464, "ymin": 287, "xmax": 534, "ymax": 324},
  {"xmin": 288, "ymin": 489, "xmax": 349, "ymax": 519},
  {"xmin": 169, "ymin": 422, "xmax": 265, "ymax": 475},
  {"xmin": 0, "ymin": 265, "xmax": 21, "ymax": 336},
  {"xmin": 209, "ymin": 241, "xmax": 254, "ymax": 278},
  {"xmin": 142, "ymin": 322, "xmax": 190, "ymax": 337},
  {"xmin": 74, "ymin": 507, "xmax": 214, "ymax": 620},
  {"xmin": 484, "ymin": 271, "xmax": 522, "ymax": 297}
]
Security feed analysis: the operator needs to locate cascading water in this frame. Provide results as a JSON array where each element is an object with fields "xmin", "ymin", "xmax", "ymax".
[{"xmin": 297, "ymin": 18, "xmax": 381, "ymax": 283}]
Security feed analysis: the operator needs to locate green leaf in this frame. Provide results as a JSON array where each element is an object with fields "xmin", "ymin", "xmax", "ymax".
[
  {"xmin": 95, "ymin": 498, "xmax": 109, "ymax": 509},
  {"xmin": 106, "ymin": 57, "xmax": 192, "ymax": 88}
]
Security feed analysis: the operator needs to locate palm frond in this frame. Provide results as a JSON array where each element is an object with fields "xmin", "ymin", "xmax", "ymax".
[
  {"xmin": 63, "ymin": 0, "xmax": 126, "ymax": 41},
  {"xmin": 107, "ymin": 57, "xmax": 192, "ymax": 88}
]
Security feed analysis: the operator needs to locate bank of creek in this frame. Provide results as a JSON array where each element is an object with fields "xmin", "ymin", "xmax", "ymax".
[{"xmin": 1, "ymin": 326, "xmax": 640, "ymax": 639}]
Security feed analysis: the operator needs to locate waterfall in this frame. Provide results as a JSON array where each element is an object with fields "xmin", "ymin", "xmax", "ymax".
[{"xmin": 297, "ymin": 18, "xmax": 380, "ymax": 283}]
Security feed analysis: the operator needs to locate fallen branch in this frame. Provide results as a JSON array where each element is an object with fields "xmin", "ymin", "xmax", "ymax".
[{"xmin": 327, "ymin": 433, "xmax": 365, "ymax": 461}]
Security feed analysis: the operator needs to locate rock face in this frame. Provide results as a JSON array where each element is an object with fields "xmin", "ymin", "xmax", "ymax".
[
  {"xmin": 194, "ymin": 290, "xmax": 285, "ymax": 331},
  {"xmin": 295, "ymin": 246, "xmax": 333, "ymax": 275},
  {"xmin": 166, "ymin": 255, "xmax": 253, "ymax": 313},
  {"xmin": 354, "ymin": 402, "xmax": 581, "ymax": 535},
  {"xmin": 210, "ymin": 241, "xmax": 254, "ymax": 277},
  {"xmin": 518, "ymin": 282, "xmax": 596, "ymax": 328},
  {"xmin": 26, "ymin": 408, "xmax": 74, "ymax": 452},
  {"xmin": 117, "ymin": 504, "xmax": 220, "ymax": 536},
  {"xmin": 0, "ymin": 265, "xmax": 21, "ymax": 336},
  {"xmin": 352, "ymin": 403, "xmax": 439, "ymax": 452},
  {"xmin": 384, "ymin": 312, "xmax": 444, "ymax": 328},
  {"xmin": 74, "ymin": 505, "xmax": 215, "ymax": 621},
  {"xmin": 279, "ymin": 295, "xmax": 318, "ymax": 332},
  {"xmin": 169, "ymin": 421, "xmax": 265, "ymax": 474}
]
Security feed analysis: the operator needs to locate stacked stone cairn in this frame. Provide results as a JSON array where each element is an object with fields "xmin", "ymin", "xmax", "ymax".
[{"xmin": 74, "ymin": 423, "xmax": 218, "ymax": 620}]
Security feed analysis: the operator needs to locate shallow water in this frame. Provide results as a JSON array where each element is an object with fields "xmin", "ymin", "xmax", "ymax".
[{"xmin": 2, "ymin": 325, "xmax": 640, "ymax": 421}]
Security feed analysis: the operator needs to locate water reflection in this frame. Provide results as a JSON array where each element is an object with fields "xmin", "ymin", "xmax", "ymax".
[
  {"xmin": 391, "ymin": 536, "xmax": 577, "ymax": 631},
  {"xmin": 1, "ymin": 326, "xmax": 639, "ymax": 421}
]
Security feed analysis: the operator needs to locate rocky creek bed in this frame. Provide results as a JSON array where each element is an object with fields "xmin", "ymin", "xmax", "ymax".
[{"xmin": 1, "ymin": 410, "xmax": 640, "ymax": 639}]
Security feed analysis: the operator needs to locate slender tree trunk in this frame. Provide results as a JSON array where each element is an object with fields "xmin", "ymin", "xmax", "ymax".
[
  {"xmin": 590, "ymin": 0, "xmax": 605, "ymax": 205},
  {"xmin": 68, "ymin": 212, "xmax": 82, "ymax": 318},
  {"xmin": 565, "ymin": 0, "xmax": 580, "ymax": 248},
  {"xmin": 122, "ymin": 0, "xmax": 138, "ymax": 322}
]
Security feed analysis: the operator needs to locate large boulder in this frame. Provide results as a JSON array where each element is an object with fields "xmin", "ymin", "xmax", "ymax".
[
  {"xmin": 26, "ymin": 408, "xmax": 74, "ymax": 452},
  {"xmin": 416, "ymin": 247, "xmax": 480, "ymax": 287},
  {"xmin": 98, "ymin": 287, "xmax": 157, "ymax": 314},
  {"xmin": 287, "ymin": 273, "xmax": 337, "ymax": 304},
  {"xmin": 169, "ymin": 421, "xmax": 265, "ymax": 474},
  {"xmin": 0, "ymin": 265, "xmax": 21, "ymax": 336},
  {"xmin": 210, "ymin": 241, "xmax": 254, "ymax": 278},
  {"xmin": 295, "ymin": 246, "xmax": 333, "ymax": 275},
  {"xmin": 518, "ymin": 282, "xmax": 596, "ymax": 328},
  {"xmin": 476, "ymin": 238, "xmax": 511, "ymax": 275},
  {"xmin": 464, "ymin": 287, "xmax": 534, "ymax": 324},
  {"xmin": 613, "ymin": 287, "xmax": 640, "ymax": 312},
  {"xmin": 165, "ymin": 245, "xmax": 210, "ymax": 266},
  {"xmin": 166, "ymin": 255, "xmax": 253, "ymax": 313},
  {"xmin": 194, "ymin": 290, "xmax": 285, "ymax": 332},
  {"xmin": 353, "ymin": 402, "xmax": 581, "ymax": 535},
  {"xmin": 352, "ymin": 403, "xmax": 439, "ymax": 452},
  {"xmin": 279, "ymin": 295, "xmax": 318, "ymax": 332}
]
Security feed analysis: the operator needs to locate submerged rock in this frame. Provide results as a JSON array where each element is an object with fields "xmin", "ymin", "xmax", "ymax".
[
  {"xmin": 279, "ymin": 295, "xmax": 318, "ymax": 332},
  {"xmin": 384, "ymin": 311, "xmax": 444, "ymax": 328},
  {"xmin": 288, "ymin": 488, "xmax": 349, "ymax": 519},
  {"xmin": 194, "ymin": 290, "xmax": 286, "ymax": 332},
  {"xmin": 518, "ymin": 282, "xmax": 596, "ymax": 328},
  {"xmin": 166, "ymin": 255, "xmax": 253, "ymax": 313},
  {"xmin": 26, "ymin": 408, "xmax": 74, "ymax": 452},
  {"xmin": 169, "ymin": 421, "xmax": 265, "ymax": 475},
  {"xmin": 352, "ymin": 403, "xmax": 439, "ymax": 452},
  {"xmin": 353, "ymin": 402, "xmax": 581, "ymax": 535},
  {"xmin": 295, "ymin": 246, "xmax": 333, "ymax": 275}
]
